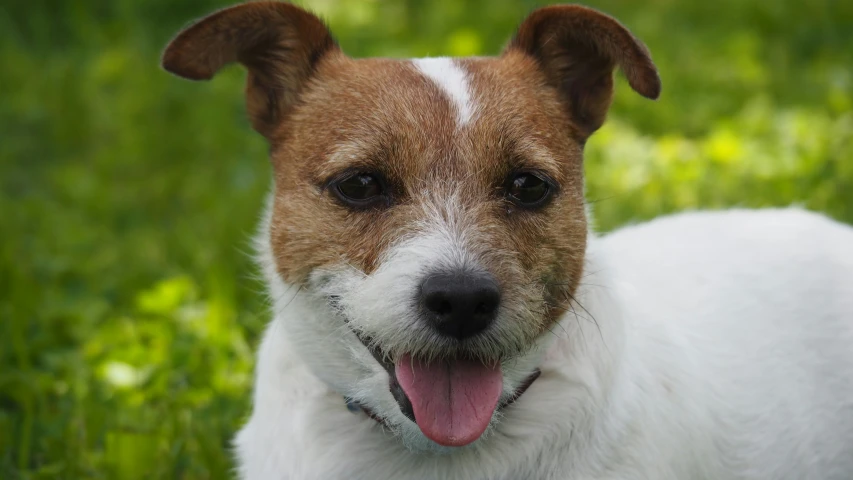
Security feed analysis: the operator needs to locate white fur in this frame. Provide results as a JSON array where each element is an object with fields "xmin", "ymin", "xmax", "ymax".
[
  {"xmin": 235, "ymin": 205, "xmax": 853, "ymax": 479},
  {"xmin": 412, "ymin": 57, "xmax": 476, "ymax": 126}
]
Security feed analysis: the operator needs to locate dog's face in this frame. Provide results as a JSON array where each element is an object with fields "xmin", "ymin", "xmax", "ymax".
[{"xmin": 163, "ymin": 2, "xmax": 659, "ymax": 450}]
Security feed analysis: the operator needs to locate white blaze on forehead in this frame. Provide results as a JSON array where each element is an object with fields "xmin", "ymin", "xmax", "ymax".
[{"xmin": 412, "ymin": 57, "xmax": 476, "ymax": 126}]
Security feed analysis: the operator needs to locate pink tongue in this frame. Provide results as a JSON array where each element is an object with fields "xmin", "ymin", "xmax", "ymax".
[{"xmin": 395, "ymin": 354, "xmax": 503, "ymax": 447}]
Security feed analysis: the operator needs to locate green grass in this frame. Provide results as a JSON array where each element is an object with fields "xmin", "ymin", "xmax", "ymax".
[{"xmin": 1, "ymin": 0, "xmax": 851, "ymax": 477}]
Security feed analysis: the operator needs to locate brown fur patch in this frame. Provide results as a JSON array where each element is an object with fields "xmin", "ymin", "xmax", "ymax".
[
  {"xmin": 162, "ymin": 1, "xmax": 338, "ymax": 137},
  {"xmin": 508, "ymin": 5, "xmax": 660, "ymax": 137},
  {"xmin": 266, "ymin": 53, "xmax": 589, "ymax": 336},
  {"xmin": 162, "ymin": 2, "xmax": 660, "ymax": 339}
]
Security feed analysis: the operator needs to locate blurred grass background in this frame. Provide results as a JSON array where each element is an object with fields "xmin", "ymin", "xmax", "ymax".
[{"xmin": 1, "ymin": 0, "xmax": 851, "ymax": 477}]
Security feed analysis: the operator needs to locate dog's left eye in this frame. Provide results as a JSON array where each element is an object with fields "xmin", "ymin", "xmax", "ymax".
[
  {"xmin": 507, "ymin": 172, "xmax": 553, "ymax": 208},
  {"xmin": 333, "ymin": 173, "xmax": 385, "ymax": 207}
]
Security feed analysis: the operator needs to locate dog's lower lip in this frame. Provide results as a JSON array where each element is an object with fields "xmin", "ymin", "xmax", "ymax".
[
  {"xmin": 346, "ymin": 324, "xmax": 416, "ymax": 421},
  {"xmin": 389, "ymin": 372, "xmax": 416, "ymax": 422},
  {"xmin": 346, "ymin": 324, "xmax": 393, "ymax": 372}
]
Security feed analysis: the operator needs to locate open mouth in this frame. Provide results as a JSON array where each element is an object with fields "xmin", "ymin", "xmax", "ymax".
[
  {"xmin": 351, "ymin": 328, "xmax": 512, "ymax": 447},
  {"xmin": 394, "ymin": 353, "xmax": 504, "ymax": 447}
]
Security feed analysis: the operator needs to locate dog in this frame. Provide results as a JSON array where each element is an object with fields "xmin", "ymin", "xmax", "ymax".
[{"xmin": 162, "ymin": 2, "xmax": 853, "ymax": 478}]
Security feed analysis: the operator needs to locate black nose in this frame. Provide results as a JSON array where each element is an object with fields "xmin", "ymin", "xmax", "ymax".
[{"xmin": 420, "ymin": 272, "xmax": 501, "ymax": 340}]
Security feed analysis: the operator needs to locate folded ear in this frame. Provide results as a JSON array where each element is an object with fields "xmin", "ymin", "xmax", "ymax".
[
  {"xmin": 162, "ymin": 2, "xmax": 338, "ymax": 139},
  {"xmin": 507, "ymin": 5, "xmax": 660, "ymax": 139}
]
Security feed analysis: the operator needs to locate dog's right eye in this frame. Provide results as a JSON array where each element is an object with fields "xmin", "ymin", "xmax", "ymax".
[{"xmin": 332, "ymin": 173, "xmax": 387, "ymax": 208}]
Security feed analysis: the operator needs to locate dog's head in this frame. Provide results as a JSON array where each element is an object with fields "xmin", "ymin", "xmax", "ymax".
[{"xmin": 163, "ymin": 2, "xmax": 658, "ymax": 450}]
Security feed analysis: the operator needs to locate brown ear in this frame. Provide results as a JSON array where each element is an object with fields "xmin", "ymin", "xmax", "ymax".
[
  {"xmin": 507, "ymin": 5, "xmax": 660, "ymax": 138},
  {"xmin": 162, "ymin": 2, "xmax": 338, "ymax": 138}
]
